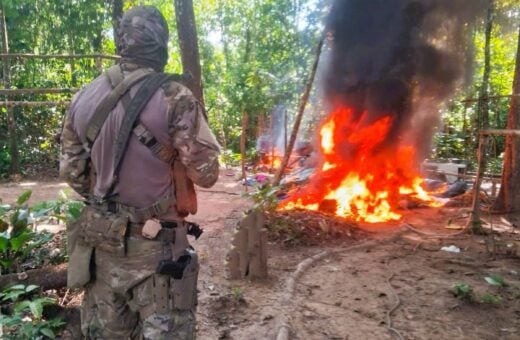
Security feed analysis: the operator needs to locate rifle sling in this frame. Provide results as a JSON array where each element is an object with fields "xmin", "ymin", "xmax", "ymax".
[
  {"xmin": 112, "ymin": 72, "xmax": 172, "ymax": 174},
  {"xmin": 84, "ymin": 66, "xmax": 153, "ymax": 149}
]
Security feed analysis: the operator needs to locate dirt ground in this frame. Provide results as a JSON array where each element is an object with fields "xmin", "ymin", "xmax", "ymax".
[{"xmin": 1, "ymin": 171, "xmax": 519, "ymax": 340}]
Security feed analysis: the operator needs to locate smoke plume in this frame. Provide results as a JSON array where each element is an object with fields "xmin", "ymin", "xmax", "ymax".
[{"xmin": 323, "ymin": 0, "xmax": 487, "ymax": 160}]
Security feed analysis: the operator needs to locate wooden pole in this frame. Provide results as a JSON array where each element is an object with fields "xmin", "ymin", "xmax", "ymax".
[
  {"xmin": 0, "ymin": 4, "xmax": 19, "ymax": 175},
  {"xmin": 284, "ymin": 109, "xmax": 288, "ymax": 154},
  {"xmin": 461, "ymin": 94, "xmax": 519, "ymax": 103},
  {"xmin": 273, "ymin": 37, "xmax": 324, "ymax": 185},
  {"xmin": 480, "ymin": 128, "xmax": 520, "ymax": 136},
  {"xmin": 0, "ymin": 88, "xmax": 79, "ymax": 95},
  {"xmin": 0, "ymin": 53, "xmax": 120, "ymax": 60},
  {"xmin": 0, "ymin": 101, "xmax": 71, "ymax": 107},
  {"xmin": 469, "ymin": 134, "xmax": 488, "ymax": 233},
  {"xmin": 241, "ymin": 111, "xmax": 248, "ymax": 185}
]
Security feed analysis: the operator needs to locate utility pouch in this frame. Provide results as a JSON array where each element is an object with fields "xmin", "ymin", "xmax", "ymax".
[
  {"xmin": 79, "ymin": 205, "xmax": 129, "ymax": 256},
  {"xmin": 66, "ymin": 207, "xmax": 94, "ymax": 288},
  {"xmin": 171, "ymin": 247, "xmax": 199, "ymax": 310}
]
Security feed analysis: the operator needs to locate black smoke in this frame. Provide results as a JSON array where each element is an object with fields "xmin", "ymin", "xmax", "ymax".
[{"xmin": 323, "ymin": 0, "xmax": 487, "ymax": 160}]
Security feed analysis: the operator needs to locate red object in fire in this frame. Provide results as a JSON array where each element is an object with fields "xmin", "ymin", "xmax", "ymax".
[{"xmin": 278, "ymin": 106, "xmax": 441, "ymax": 223}]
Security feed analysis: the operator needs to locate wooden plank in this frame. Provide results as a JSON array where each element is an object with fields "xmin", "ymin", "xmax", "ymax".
[{"xmin": 247, "ymin": 211, "xmax": 261, "ymax": 278}]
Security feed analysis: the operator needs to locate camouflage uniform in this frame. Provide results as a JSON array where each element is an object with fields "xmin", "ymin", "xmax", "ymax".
[{"xmin": 60, "ymin": 6, "xmax": 219, "ymax": 339}]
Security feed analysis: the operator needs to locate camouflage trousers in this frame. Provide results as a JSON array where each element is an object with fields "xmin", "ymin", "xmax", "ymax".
[{"xmin": 80, "ymin": 225, "xmax": 198, "ymax": 339}]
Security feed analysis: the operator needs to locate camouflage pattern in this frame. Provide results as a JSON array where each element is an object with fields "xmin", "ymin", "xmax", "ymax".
[
  {"xmin": 81, "ymin": 231, "xmax": 197, "ymax": 339},
  {"xmin": 118, "ymin": 6, "xmax": 169, "ymax": 72},
  {"xmin": 142, "ymin": 312, "xmax": 196, "ymax": 340},
  {"xmin": 164, "ymin": 81, "xmax": 220, "ymax": 188},
  {"xmin": 59, "ymin": 108, "xmax": 92, "ymax": 198}
]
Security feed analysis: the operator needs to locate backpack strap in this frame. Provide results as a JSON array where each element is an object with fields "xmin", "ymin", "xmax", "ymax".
[{"xmin": 83, "ymin": 65, "xmax": 153, "ymax": 150}]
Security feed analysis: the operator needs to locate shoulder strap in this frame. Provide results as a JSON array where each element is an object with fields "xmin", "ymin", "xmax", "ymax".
[
  {"xmin": 130, "ymin": 74, "xmax": 189, "ymax": 164},
  {"xmin": 83, "ymin": 65, "xmax": 153, "ymax": 149},
  {"xmin": 113, "ymin": 72, "xmax": 173, "ymax": 173}
]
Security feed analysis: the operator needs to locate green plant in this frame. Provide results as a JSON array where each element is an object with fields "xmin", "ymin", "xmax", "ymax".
[
  {"xmin": 452, "ymin": 283, "xmax": 474, "ymax": 300},
  {"xmin": 32, "ymin": 189, "xmax": 84, "ymax": 224},
  {"xmin": 248, "ymin": 183, "xmax": 280, "ymax": 212},
  {"xmin": 0, "ymin": 284, "xmax": 65, "ymax": 339},
  {"xmin": 481, "ymin": 293, "xmax": 502, "ymax": 306},
  {"xmin": 231, "ymin": 287, "xmax": 244, "ymax": 301},
  {"xmin": 0, "ymin": 191, "xmax": 69, "ymax": 274},
  {"xmin": 0, "ymin": 190, "xmax": 36, "ymax": 273},
  {"xmin": 219, "ymin": 149, "xmax": 242, "ymax": 167},
  {"xmin": 484, "ymin": 275, "xmax": 506, "ymax": 287}
]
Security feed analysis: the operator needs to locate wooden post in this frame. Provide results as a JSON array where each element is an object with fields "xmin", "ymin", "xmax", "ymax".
[
  {"xmin": 227, "ymin": 211, "xmax": 268, "ymax": 280},
  {"xmin": 240, "ymin": 111, "xmax": 248, "ymax": 184},
  {"xmin": 469, "ymin": 134, "xmax": 488, "ymax": 233},
  {"xmin": 273, "ymin": 36, "xmax": 324, "ymax": 185},
  {"xmin": 284, "ymin": 109, "xmax": 288, "ymax": 154},
  {"xmin": 0, "ymin": 5, "xmax": 19, "ymax": 175}
]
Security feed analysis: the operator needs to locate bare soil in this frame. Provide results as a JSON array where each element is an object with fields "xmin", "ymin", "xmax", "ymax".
[{"xmin": 1, "ymin": 171, "xmax": 519, "ymax": 340}]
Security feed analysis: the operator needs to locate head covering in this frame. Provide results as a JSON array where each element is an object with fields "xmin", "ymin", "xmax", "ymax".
[{"xmin": 118, "ymin": 6, "xmax": 169, "ymax": 72}]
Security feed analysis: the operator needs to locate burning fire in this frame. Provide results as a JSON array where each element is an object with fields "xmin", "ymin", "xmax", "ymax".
[
  {"xmin": 260, "ymin": 154, "xmax": 282, "ymax": 170},
  {"xmin": 279, "ymin": 106, "xmax": 442, "ymax": 223}
]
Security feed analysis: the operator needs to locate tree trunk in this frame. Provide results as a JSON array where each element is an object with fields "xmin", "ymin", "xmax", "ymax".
[
  {"xmin": 0, "ymin": 5, "xmax": 19, "ymax": 175},
  {"xmin": 0, "ymin": 264, "xmax": 68, "ymax": 290},
  {"xmin": 173, "ymin": 0, "xmax": 204, "ymax": 106},
  {"xmin": 477, "ymin": 1, "xmax": 494, "ymax": 131},
  {"xmin": 111, "ymin": 0, "xmax": 124, "ymax": 53},
  {"xmin": 493, "ymin": 25, "xmax": 520, "ymax": 213}
]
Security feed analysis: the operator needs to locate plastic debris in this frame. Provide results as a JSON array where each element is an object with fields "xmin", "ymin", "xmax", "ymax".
[{"xmin": 441, "ymin": 245, "xmax": 461, "ymax": 253}]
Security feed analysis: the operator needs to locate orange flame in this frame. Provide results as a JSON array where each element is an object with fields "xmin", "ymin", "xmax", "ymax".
[{"xmin": 278, "ymin": 106, "xmax": 441, "ymax": 223}]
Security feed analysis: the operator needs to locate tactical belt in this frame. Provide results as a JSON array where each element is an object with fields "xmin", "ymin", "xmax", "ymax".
[
  {"xmin": 127, "ymin": 222, "xmax": 178, "ymax": 242},
  {"xmin": 92, "ymin": 196, "xmax": 173, "ymax": 224}
]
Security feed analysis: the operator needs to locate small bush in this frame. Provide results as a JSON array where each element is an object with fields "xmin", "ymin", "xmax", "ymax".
[{"xmin": 452, "ymin": 283, "xmax": 474, "ymax": 300}]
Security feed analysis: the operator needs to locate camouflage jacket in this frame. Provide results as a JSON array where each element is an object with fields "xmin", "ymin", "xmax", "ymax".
[{"xmin": 60, "ymin": 68, "xmax": 220, "ymax": 217}]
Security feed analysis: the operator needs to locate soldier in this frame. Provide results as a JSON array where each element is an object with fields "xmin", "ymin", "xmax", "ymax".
[{"xmin": 60, "ymin": 6, "xmax": 220, "ymax": 339}]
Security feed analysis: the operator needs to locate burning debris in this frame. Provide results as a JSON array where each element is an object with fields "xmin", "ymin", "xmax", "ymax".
[{"xmin": 278, "ymin": 0, "xmax": 486, "ymax": 223}]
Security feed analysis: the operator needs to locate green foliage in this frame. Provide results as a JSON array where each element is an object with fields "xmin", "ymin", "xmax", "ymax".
[
  {"xmin": 231, "ymin": 287, "xmax": 244, "ymax": 301},
  {"xmin": 0, "ymin": 284, "xmax": 65, "ymax": 339},
  {"xmin": 219, "ymin": 150, "xmax": 242, "ymax": 167},
  {"xmin": 0, "ymin": 190, "xmax": 70, "ymax": 273},
  {"xmin": 431, "ymin": 132, "xmax": 466, "ymax": 160},
  {"xmin": 31, "ymin": 189, "xmax": 84, "ymax": 224},
  {"xmin": 481, "ymin": 293, "xmax": 502, "ymax": 305},
  {"xmin": 248, "ymin": 183, "xmax": 280, "ymax": 212},
  {"xmin": 484, "ymin": 274, "xmax": 506, "ymax": 287},
  {"xmin": 452, "ymin": 282, "xmax": 474, "ymax": 300}
]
